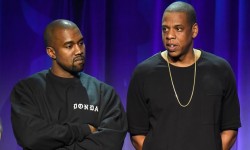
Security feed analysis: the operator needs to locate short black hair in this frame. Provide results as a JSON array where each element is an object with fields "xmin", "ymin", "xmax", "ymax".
[
  {"xmin": 43, "ymin": 19, "xmax": 78, "ymax": 47},
  {"xmin": 164, "ymin": 1, "xmax": 197, "ymax": 25}
]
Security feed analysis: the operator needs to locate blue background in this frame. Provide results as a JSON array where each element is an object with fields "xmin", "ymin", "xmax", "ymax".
[{"xmin": 0, "ymin": 0, "xmax": 249, "ymax": 149}]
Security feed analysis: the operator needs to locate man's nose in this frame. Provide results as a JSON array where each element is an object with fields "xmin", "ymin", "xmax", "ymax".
[
  {"xmin": 75, "ymin": 44, "xmax": 84, "ymax": 55},
  {"xmin": 166, "ymin": 29, "xmax": 176, "ymax": 40}
]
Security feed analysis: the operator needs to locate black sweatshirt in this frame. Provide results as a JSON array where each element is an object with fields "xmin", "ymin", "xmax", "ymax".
[{"xmin": 11, "ymin": 70, "xmax": 127, "ymax": 150}]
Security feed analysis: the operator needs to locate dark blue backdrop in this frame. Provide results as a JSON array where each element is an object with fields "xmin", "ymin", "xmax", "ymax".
[{"xmin": 0, "ymin": 0, "xmax": 249, "ymax": 149}]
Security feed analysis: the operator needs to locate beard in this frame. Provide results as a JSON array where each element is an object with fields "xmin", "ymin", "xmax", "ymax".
[
  {"xmin": 71, "ymin": 55, "xmax": 85, "ymax": 72},
  {"xmin": 71, "ymin": 63, "xmax": 84, "ymax": 73},
  {"xmin": 56, "ymin": 56, "xmax": 85, "ymax": 76}
]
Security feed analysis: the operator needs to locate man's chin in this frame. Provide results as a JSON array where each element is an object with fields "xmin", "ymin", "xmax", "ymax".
[
  {"xmin": 73, "ymin": 68, "xmax": 84, "ymax": 73},
  {"xmin": 70, "ymin": 66, "xmax": 84, "ymax": 74}
]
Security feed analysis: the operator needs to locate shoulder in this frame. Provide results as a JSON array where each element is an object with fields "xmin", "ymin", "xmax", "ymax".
[
  {"xmin": 200, "ymin": 51, "xmax": 232, "ymax": 69},
  {"xmin": 11, "ymin": 70, "xmax": 49, "ymax": 95},
  {"xmin": 15, "ymin": 70, "xmax": 48, "ymax": 86},
  {"xmin": 133, "ymin": 52, "xmax": 162, "ymax": 76},
  {"xmin": 29, "ymin": 70, "xmax": 48, "ymax": 81},
  {"xmin": 24, "ymin": 70, "xmax": 48, "ymax": 88},
  {"xmin": 79, "ymin": 72, "xmax": 114, "ymax": 91},
  {"xmin": 79, "ymin": 73, "xmax": 121, "ymax": 104}
]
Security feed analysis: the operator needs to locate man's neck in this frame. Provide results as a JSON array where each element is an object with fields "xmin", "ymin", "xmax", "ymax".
[{"xmin": 161, "ymin": 49, "xmax": 201, "ymax": 67}]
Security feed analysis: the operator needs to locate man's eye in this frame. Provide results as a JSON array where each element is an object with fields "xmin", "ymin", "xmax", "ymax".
[
  {"xmin": 162, "ymin": 27, "xmax": 168, "ymax": 32},
  {"xmin": 176, "ymin": 28, "xmax": 183, "ymax": 31},
  {"xmin": 66, "ymin": 45, "xmax": 72, "ymax": 49},
  {"xmin": 79, "ymin": 41, "xmax": 84, "ymax": 46}
]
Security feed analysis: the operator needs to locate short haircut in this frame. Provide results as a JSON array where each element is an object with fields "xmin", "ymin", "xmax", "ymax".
[
  {"xmin": 164, "ymin": 1, "xmax": 197, "ymax": 25},
  {"xmin": 43, "ymin": 19, "xmax": 78, "ymax": 47}
]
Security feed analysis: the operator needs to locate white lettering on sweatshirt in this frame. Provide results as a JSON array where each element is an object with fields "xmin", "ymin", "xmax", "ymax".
[{"xmin": 73, "ymin": 103, "xmax": 99, "ymax": 112}]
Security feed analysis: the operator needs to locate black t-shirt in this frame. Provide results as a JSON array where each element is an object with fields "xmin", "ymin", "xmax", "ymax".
[{"xmin": 127, "ymin": 50, "xmax": 241, "ymax": 150}]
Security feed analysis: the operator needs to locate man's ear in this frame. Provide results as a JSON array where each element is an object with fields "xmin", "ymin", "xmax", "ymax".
[
  {"xmin": 192, "ymin": 23, "xmax": 199, "ymax": 38},
  {"xmin": 46, "ymin": 47, "xmax": 56, "ymax": 60}
]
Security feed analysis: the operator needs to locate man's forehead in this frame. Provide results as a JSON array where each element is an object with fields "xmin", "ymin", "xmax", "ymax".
[
  {"xmin": 163, "ymin": 11, "xmax": 187, "ymax": 17},
  {"xmin": 162, "ymin": 12, "xmax": 188, "ymax": 22},
  {"xmin": 58, "ymin": 29, "xmax": 83, "ymax": 41},
  {"xmin": 53, "ymin": 27, "xmax": 81, "ymax": 36}
]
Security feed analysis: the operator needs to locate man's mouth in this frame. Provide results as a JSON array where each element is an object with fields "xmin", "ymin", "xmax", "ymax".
[
  {"xmin": 166, "ymin": 44, "xmax": 177, "ymax": 51},
  {"xmin": 74, "ymin": 56, "xmax": 85, "ymax": 63}
]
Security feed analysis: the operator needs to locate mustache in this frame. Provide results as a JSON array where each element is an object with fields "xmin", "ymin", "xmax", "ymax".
[{"xmin": 73, "ymin": 55, "xmax": 85, "ymax": 62}]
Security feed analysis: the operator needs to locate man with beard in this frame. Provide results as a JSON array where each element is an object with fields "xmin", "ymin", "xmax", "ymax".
[{"xmin": 11, "ymin": 19, "xmax": 127, "ymax": 150}]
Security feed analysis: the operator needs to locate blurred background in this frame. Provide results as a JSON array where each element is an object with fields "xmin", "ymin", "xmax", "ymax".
[{"xmin": 0, "ymin": 0, "xmax": 249, "ymax": 149}]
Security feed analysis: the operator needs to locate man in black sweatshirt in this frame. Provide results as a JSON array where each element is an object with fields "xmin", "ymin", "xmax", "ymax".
[{"xmin": 11, "ymin": 19, "xmax": 127, "ymax": 150}]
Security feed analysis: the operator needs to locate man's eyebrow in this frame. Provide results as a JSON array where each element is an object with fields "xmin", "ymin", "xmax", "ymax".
[
  {"xmin": 63, "ymin": 41, "xmax": 74, "ymax": 46},
  {"xmin": 174, "ymin": 24, "xmax": 184, "ymax": 27},
  {"xmin": 162, "ymin": 24, "xmax": 184, "ymax": 27},
  {"xmin": 63, "ymin": 38, "xmax": 84, "ymax": 46},
  {"xmin": 78, "ymin": 37, "xmax": 84, "ymax": 42}
]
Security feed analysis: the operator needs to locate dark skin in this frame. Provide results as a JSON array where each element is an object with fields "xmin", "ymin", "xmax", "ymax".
[
  {"xmin": 45, "ymin": 20, "xmax": 97, "ymax": 133},
  {"xmin": 131, "ymin": 11, "xmax": 237, "ymax": 150},
  {"xmin": 46, "ymin": 25, "xmax": 85, "ymax": 78},
  {"xmin": 161, "ymin": 11, "xmax": 199, "ymax": 67}
]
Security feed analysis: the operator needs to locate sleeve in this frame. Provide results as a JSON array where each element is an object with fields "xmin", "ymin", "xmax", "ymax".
[
  {"xmin": 74, "ymin": 85, "xmax": 127, "ymax": 150},
  {"xmin": 11, "ymin": 80, "xmax": 91, "ymax": 150},
  {"xmin": 126, "ymin": 68, "xmax": 150, "ymax": 136},
  {"xmin": 0, "ymin": 119, "xmax": 2, "ymax": 140},
  {"xmin": 220, "ymin": 63, "xmax": 241, "ymax": 131}
]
